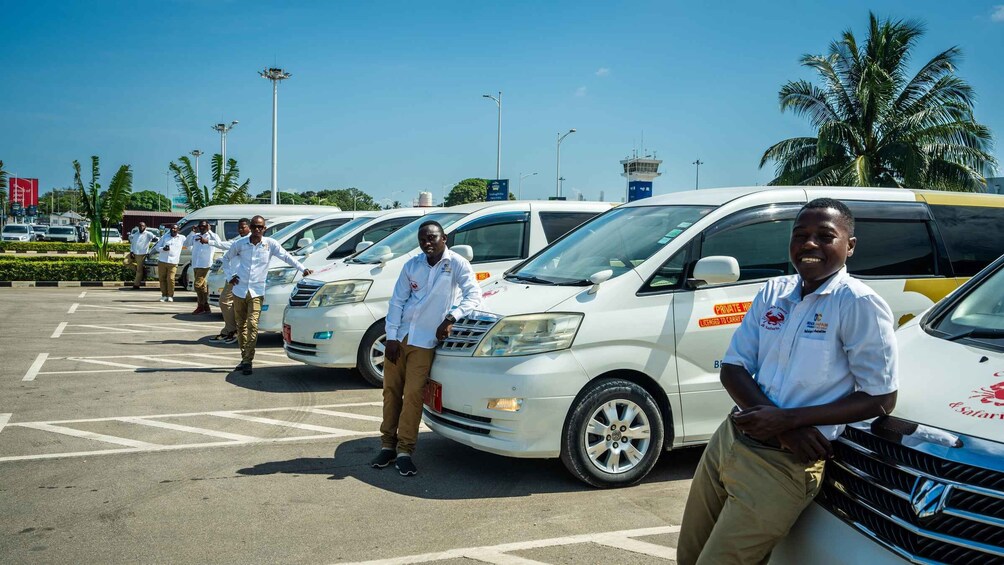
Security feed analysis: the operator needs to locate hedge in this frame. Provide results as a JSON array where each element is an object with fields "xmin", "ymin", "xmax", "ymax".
[
  {"xmin": 0, "ymin": 255, "xmax": 109, "ymax": 263},
  {"xmin": 0, "ymin": 242, "xmax": 130, "ymax": 253},
  {"xmin": 0, "ymin": 258, "xmax": 133, "ymax": 281}
]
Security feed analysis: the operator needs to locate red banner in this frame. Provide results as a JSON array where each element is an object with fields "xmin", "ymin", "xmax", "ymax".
[{"xmin": 9, "ymin": 178, "xmax": 39, "ymax": 206}]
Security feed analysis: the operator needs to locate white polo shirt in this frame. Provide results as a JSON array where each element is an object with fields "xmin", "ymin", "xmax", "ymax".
[
  {"xmin": 129, "ymin": 230, "xmax": 157, "ymax": 255},
  {"xmin": 223, "ymin": 236, "xmax": 306, "ymax": 298},
  {"xmin": 185, "ymin": 231, "xmax": 222, "ymax": 269},
  {"xmin": 722, "ymin": 267, "xmax": 898, "ymax": 440},
  {"xmin": 385, "ymin": 248, "xmax": 483, "ymax": 349},
  {"xmin": 153, "ymin": 233, "xmax": 185, "ymax": 265}
]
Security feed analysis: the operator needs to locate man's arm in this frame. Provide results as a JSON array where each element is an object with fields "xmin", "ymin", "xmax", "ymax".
[
  {"xmin": 209, "ymin": 239, "xmax": 232, "ymax": 251},
  {"xmin": 152, "ymin": 236, "xmax": 167, "ymax": 252},
  {"xmin": 449, "ymin": 258, "xmax": 483, "ymax": 321},
  {"xmin": 383, "ymin": 266, "xmax": 413, "ymax": 363},
  {"xmin": 222, "ymin": 242, "xmax": 239, "ymax": 283}
]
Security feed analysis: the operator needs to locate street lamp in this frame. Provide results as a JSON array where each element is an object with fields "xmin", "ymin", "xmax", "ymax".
[
  {"xmin": 482, "ymin": 91, "xmax": 502, "ymax": 180},
  {"xmin": 692, "ymin": 158, "xmax": 704, "ymax": 190},
  {"xmin": 190, "ymin": 149, "xmax": 203, "ymax": 188},
  {"xmin": 211, "ymin": 121, "xmax": 238, "ymax": 171},
  {"xmin": 556, "ymin": 129, "xmax": 576, "ymax": 198},
  {"xmin": 518, "ymin": 172, "xmax": 537, "ymax": 200},
  {"xmin": 260, "ymin": 67, "xmax": 292, "ymax": 206}
]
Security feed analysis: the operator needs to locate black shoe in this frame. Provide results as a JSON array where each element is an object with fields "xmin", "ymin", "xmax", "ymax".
[
  {"xmin": 234, "ymin": 362, "xmax": 250, "ymax": 372},
  {"xmin": 396, "ymin": 455, "xmax": 417, "ymax": 476},
  {"xmin": 242, "ymin": 363, "xmax": 253, "ymax": 375},
  {"xmin": 370, "ymin": 449, "xmax": 397, "ymax": 468}
]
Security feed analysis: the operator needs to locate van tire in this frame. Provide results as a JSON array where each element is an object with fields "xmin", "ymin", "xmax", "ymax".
[
  {"xmin": 357, "ymin": 321, "xmax": 387, "ymax": 388},
  {"xmin": 560, "ymin": 379, "xmax": 664, "ymax": 488}
]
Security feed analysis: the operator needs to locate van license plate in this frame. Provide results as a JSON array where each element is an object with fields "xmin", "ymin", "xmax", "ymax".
[{"xmin": 424, "ymin": 380, "xmax": 442, "ymax": 413}]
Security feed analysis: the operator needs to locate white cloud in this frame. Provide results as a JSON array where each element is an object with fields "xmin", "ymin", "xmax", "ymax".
[
  {"xmin": 993, "ymin": 5, "xmax": 1004, "ymax": 22},
  {"xmin": 575, "ymin": 86, "xmax": 588, "ymax": 97},
  {"xmin": 595, "ymin": 67, "xmax": 610, "ymax": 77}
]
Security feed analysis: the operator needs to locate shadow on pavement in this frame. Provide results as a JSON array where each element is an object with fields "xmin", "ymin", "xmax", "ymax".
[
  {"xmin": 235, "ymin": 434, "xmax": 704, "ymax": 499},
  {"xmin": 225, "ymin": 365, "xmax": 368, "ymax": 393}
]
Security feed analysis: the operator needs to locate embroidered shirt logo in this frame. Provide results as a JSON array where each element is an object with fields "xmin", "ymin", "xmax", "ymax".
[
  {"xmin": 410, "ymin": 279, "xmax": 419, "ymax": 291},
  {"xmin": 760, "ymin": 306, "xmax": 787, "ymax": 330},
  {"xmin": 442, "ymin": 261, "xmax": 452, "ymax": 274},
  {"xmin": 803, "ymin": 312, "xmax": 829, "ymax": 335}
]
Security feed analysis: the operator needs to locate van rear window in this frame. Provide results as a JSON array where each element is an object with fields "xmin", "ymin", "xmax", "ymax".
[
  {"xmin": 848, "ymin": 220, "xmax": 936, "ymax": 277},
  {"xmin": 930, "ymin": 205, "xmax": 1004, "ymax": 277}
]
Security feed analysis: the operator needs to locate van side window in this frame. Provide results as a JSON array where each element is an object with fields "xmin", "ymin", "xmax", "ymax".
[
  {"xmin": 539, "ymin": 212, "xmax": 598, "ymax": 243},
  {"xmin": 701, "ymin": 220, "xmax": 795, "ymax": 281},
  {"xmin": 328, "ymin": 217, "xmax": 415, "ymax": 259},
  {"xmin": 847, "ymin": 221, "xmax": 936, "ymax": 277},
  {"xmin": 930, "ymin": 205, "xmax": 1004, "ymax": 276},
  {"xmin": 448, "ymin": 212, "xmax": 529, "ymax": 263},
  {"xmin": 644, "ymin": 247, "xmax": 691, "ymax": 291},
  {"xmin": 283, "ymin": 218, "xmax": 351, "ymax": 251},
  {"xmin": 223, "ymin": 221, "xmax": 239, "ymax": 240}
]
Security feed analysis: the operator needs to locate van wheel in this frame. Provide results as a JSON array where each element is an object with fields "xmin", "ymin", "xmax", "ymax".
[
  {"xmin": 560, "ymin": 379, "xmax": 664, "ymax": 488},
  {"xmin": 356, "ymin": 322, "xmax": 387, "ymax": 388}
]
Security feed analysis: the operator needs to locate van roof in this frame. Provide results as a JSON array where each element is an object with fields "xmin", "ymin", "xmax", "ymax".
[
  {"xmin": 438, "ymin": 200, "xmax": 614, "ymax": 215},
  {"xmin": 623, "ymin": 185, "xmax": 1004, "ymax": 209},
  {"xmin": 179, "ymin": 203, "xmax": 342, "ymax": 222}
]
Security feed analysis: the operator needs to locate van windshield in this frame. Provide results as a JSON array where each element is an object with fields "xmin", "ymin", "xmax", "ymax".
[
  {"xmin": 296, "ymin": 217, "xmax": 372, "ymax": 256},
  {"xmin": 268, "ymin": 218, "xmax": 315, "ymax": 242},
  {"xmin": 930, "ymin": 261, "xmax": 1004, "ymax": 349},
  {"xmin": 349, "ymin": 212, "xmax": 466, "ymax": 264},
  {"xmin": 508, "ymin": 205, "xmax": 714, "ymax": 285},
  {"xmin": 3, "ymin": 225, "xmax": 28, "ymax": 233},
  {"xmin": 49, "ymin": 227, "xmax": 75, "ymax": 234}
]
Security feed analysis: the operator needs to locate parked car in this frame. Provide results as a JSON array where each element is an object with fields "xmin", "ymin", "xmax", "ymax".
[
  {"xmin": 1, "ymin": 224, "xmax": 36, "ymax": 242},
  {"xmin": 423, "ymin": 186, "xmax": 1004, "ymax": 487},
  {"xmin": 44, "ymin": 226, "xmax": 79, "ymax": 243},
  {"xmin": 773, "ymin": 252, "xmax": 1004, "ymax": 564},
  {"xmin": 282, "ymin": 200, "xmax": 612, "ymax": 387},
  {"xmin": 32, "ymin": 225, "xmax": 49, "ymax": 240},
  {"xmin": 102, "ymin": 228, "xmax": 124, "ymax": 244}
]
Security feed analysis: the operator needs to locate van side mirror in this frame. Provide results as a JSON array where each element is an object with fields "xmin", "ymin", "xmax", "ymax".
[
  {"xmin": 355, "ymin": 241, "xmax": 373, "ymax": 253},
  {"xmin": 688, "ymin": 256, "xmax": 740, "ymax": 288},
  {"xmin": 588, "ymin": 269, "xmax": 613, "ymax": 295},
  {"xmin": 453, "ymin": 245, "xmax": 474, "ymax": 262},
  {"xmin": 296, "ymin": 237, "xmax": 313, "ymax": 249},
  {"xmin": 373, "ymin": 245, "xmax": 393, "ymax": 267}
]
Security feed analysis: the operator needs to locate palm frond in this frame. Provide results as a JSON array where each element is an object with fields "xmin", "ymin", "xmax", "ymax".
[{"xmin": 103, "ymin": 165, "xmax": 133, "ymax": 224}]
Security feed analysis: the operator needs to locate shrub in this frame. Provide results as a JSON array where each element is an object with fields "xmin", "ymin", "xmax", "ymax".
[
  {"xmin": 0, "ymin": 258, "xmax": 133, "ymax": 281},
  {"xmin": 0, "ymin": 255, "xmax": 104, "ymax": 263},
  {"xmin": 0, "ymin": 242, "xmax": 130, "ymax": 253}
]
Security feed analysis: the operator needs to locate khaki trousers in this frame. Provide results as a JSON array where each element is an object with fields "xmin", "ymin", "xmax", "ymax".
[
  {"xmin": 233, "ymin": 292, "xmax": 263, "ymax": 364},
  {"xmin": 132, "ymin": 254, "xmax": 147, "ymax": 286},
  {"xmin": 380, "ymin": 337, "xmax": 435, "ymax": 455},
  {"xmin": 677, "ymin": 418, "xmax": 825, "ymax": 565},
  {"xmin": 157, "ymin": 263, "xmax": 177, "ymax": 297},
  {"xmin": 193, "ymin": 267, "xmax": 210, "ymax": 307},
  {"xmin": 219, "ymin": 281, "xmax": 236, "ymax": 335}
]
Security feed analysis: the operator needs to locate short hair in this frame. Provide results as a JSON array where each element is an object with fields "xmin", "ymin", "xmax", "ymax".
[
  {"xmin": 251, "ymin": 215, "xmax": 266, "ymax": 225},
  {"xmin": 418, "ymin": 220, "xmax": 444, "ymax": 235},
  {"xmin": 798, "ymin": 198, "xmax": 854, "ymax": 235},
  {"xmin": 238, "ymin": 217, "xmax": 250, "ymax": 226}
]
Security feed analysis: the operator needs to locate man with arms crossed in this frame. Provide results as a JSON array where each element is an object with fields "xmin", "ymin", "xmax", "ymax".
[
  {"xmin": 371, "ymin": 220, "xmax": 482, "ymax": 477},
  {"xmin": 223, "ymin": 215, "xmax": 312, "ymax": 375},
  {"xmin": 128, "ymin": 222, "xmax": 158, "ymax": 289},
  {"xmin": 185, "ymin": 220, "xmax": 222, "ymax": 314},
  {"xmin": 209, "ymin": 218, "xmax": 250, "ymax": 344},
  {"xmin": 677, "ymin": 198, "xmax": 898, "ymax": 565}
]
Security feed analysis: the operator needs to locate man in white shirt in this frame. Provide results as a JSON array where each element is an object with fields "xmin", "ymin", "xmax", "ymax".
[
  {"xmin": 677, "ymin": 198, "xmax": 898, "ymax": 565},
  {"xmin": 223, "ymin": 215, "xmax": 313, "ymax": 375},
  {"xmin": 151, "ymin": 224, "xmax": 184, "ymax": 302},
  {"xmin": 209, "ymin": 218, "xmax": 250, "ymax": 344},
  {"xmin": 372, "ymin": 220, "xmax": 482, "ymax": 477},
  {"xmin": 128, "ymin": 222, "xmax": 158, "ymax": 289},
  {"xmin": 185, "ymin": 220, "xmax": 222, "ymax": 314}
]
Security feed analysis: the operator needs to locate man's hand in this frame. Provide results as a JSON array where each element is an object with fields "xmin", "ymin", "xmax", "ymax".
[
  {"xmin": 198, "ymin": 236, "xmax": 208, "ymax": 244},
  {"xmin": 229, "ymin": 276, "xmax": 239, "ymax": 286},
  {"xmin": 436, "ymin": 319, "xmax": 454, "ymax": 341},
  {"xmin": 163, "ymin": 245, "xmax": 170, "ymax": 251},
  {"xmin": 385, "ymin": 340, "xmax": 401, "ymax": 364},
  {"xmin": 302, "ymin": 269, "xmax": 313, "ymax": 277},
  {"xmin": 777, "ymin": 427, "xmax": 833, "ymax": 463},
  {"xmin": 732, "ymin": 405, "xmax": 796, "ymax": 440}
]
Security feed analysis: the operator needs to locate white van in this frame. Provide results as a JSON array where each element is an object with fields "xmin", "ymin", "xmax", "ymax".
[
  {"xmin": 250, "ymin": 208, "xmax": 430, "ymax": 333},
  {"xmin": 425, "ymin": 186, "xmax": 1004, "ymax": 487},
  {"xmin": 771, "ymin": 253, "xmax": 1004, "ymax": 564},
  {"xmin": 143, "ymin": 203, "xmax": 338, "ymax": 288},
  {"xmin": 282, "ymin": 200, "xmax": 613, "ymax": 386}
]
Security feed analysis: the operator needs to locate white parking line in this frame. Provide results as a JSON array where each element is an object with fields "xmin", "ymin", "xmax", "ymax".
[
  {"xmin": 67, "ymin": 302, "xmax": 79, "ymax": 314},
  {"xmin": 77, "ymin": 291, "xmax": 86, "ymax": 298},
  {"xmin": 50, "ymin": 322, "xmax": 67, "ymax": 338},
  {"xmin": 22, "ymin": 353, "xmax": 49, "ymax": 381},
  {"xmin": 303, "ymin": 408, "xmax": 384, "ymax": 422},
  {"xmin": 334, "ymin": 525, "xmax": 681, "ymax": 565},
  {"xmin": 118, "ymin": 417, "xmax": 258, "ymax": 442},
  {"xmin": 17, "ymin": 422, "xmax": 160, "ymax": 448},
  {"xmin": 68, "ymin": 357, "xmax": 144, "ymax": 369},
  {"xmin": 209, "ymin": 412, "xmax": 358, "ymax": 436},
  {"xmin": 0, "ymin": 413, "xmax": 10, "ymax": 435}
]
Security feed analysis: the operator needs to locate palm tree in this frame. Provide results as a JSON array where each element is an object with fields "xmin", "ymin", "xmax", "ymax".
[
  {"xmin": 74, "ymin": 156, "xmax": 133, "ymax": 260},
  {"xmin": 760, "ymin": 13, "xmax": 996, "ymax": 191},
  {"xmin": 169, "ymin": 154, "xmax": 250, "ymax": 211}
]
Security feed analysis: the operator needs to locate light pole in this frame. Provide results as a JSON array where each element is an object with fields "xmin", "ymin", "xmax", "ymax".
[
  {"xmin": 260, "ymin": 67, "xmax": 292, "ymax": 206},
  {"xmin": 211, "ymin": 121, "xmax": 238, "ymax": 173},
  {"xmin": 692, "ymin": 158, "xmax": 704, "ymax": 190},
  {"xmin": 556, "ymin": 129, "xmax": 576, "ymax": 198},
  {"xmin": 518, "ymin": 172, "xmax": 537, "ymax": 200},
  {"xmin": 190, "ymin": 149, "xmax": 203, "ymax": 188},
  {"xmin": 482, "ymin": 91, "xmax": 501, "ymax": 180},
  {"xmin": 163, "ymin": 170, "xmax": 171, "ymax": 213}
]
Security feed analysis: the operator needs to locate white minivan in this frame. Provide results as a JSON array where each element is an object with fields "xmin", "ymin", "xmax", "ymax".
[
  {"xmin": 771, "ymin": 253, "xmax": 1004, "ymax": 564},
  {"xmin": 425, "ymin": 186, "xmax": 1004, "ymax": 487},
  {"xmin": 282, "ymin": 200, "xmax": 612, "ymax": 386}
]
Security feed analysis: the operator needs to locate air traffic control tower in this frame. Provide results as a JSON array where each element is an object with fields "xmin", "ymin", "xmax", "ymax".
[{"xmin": 620, "ymin": 152, "xmax": 662, "ymax": 202}]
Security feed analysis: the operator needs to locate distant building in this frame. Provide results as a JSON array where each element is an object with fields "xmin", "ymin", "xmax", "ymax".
[{"xmin": 986, "ymin": 177, "xmax": 1004, "ymax": 195}]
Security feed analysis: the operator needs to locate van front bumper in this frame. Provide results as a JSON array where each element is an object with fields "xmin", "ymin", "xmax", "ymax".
[
  {"xmin": 770, "ymin": 503, "xmax": 907, "ymax": 564},
  {"xmin": 423, "ymin": 351, "xmax": 589, "ymax": 458},
  {"xmin": 258, "ymin": 283, "xmax": 295, "ymax": 333},
  {"xmin": 281, "ymin": 303, "xmax": 373, "ymax": 368}
]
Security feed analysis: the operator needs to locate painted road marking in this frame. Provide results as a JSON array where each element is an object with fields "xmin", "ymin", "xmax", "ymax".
[
  {"xmin": 0, "ymin": 413, "xmax": 10, "ymax": 435},
  {"xmin": 54, "ymin": 322, "xmax": 225, "ymax": 336},
  {"xmin": 67, "ymin": 302, "xmax": 79, "ymax": 314},
  {"xmin": 50, "ymin": 322, "xmax": 67, "ymax": 338},
  {"xmin": 71, "ymin": 303, "xmax": 180, "ymax": 313},
  {"xmin": 67, "ymin": 357, "xmax": 144, "ymax": 369},
  {"xmin": 77, "ymin": 291, "xmax": 86, "ymax": 298},
  {"xmin": 0, "ymin": 402, "xmax": 383, "ymax": 463},
  {"xmin": 334, "ymin": 525, "xmax": 681, "ymax": 565},
  {"xmin": 22, "ymin": 353, "xmax": 49, "ymax": 381},
  {"xmin": 302, "ymin": 408, "xmax": 384, "ymax": 422}
]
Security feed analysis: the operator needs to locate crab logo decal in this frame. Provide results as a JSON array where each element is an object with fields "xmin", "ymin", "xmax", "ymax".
[
  {"xmin": 760, "ymin": 306, "xmax": 787, "ymax": 331},
  {"xmin": 971, "ymin": 381, "xmax": 1004, "ymax": 407}
]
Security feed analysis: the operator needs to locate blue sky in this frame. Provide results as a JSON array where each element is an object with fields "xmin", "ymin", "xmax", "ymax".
[{"xmin": 2, "ymin": 1, "xmax": 1003, "ymax": 206}]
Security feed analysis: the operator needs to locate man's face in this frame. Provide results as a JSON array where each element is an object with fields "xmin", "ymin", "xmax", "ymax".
[
  {"xmin": 418, "ymin": 226, "xmax": 446, "ymax": 257},
  {"xmin": 138, "ymin": 222, "xmax": 146, "ymax": 232},
  {"xmin": 198, "ymin": 222, "xmax": 209, "ymax": 233},
  {"xmin": 789, "ymin": 207, "xmax": 855, "ymax": 285},
  {"xmin": 250, "ymin": 219, "xmax": 267, "ymax": 239},
  {"xmin": 169, "ymin": 224, "xmax": 179, "ymax": 236},
  {"xmin": 238, "ymin": 223, "xmax": 250, "ymax": 237}
]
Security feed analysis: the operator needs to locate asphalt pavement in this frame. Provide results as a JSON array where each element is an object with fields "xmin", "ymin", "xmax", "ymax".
[{"xmin": 0, "ymin": 287, "xmax": 699, "ymax": 564}]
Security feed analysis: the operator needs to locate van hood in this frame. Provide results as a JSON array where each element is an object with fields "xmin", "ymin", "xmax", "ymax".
[
  {"xmin": 302, "ymin": 256, "xmax": 409, "ymax": 284},
  {"xmin": 895, "ymin": 321, "xmax": 1004, "ymax": 444},
  {"xmin": 478, "ymin": 278, "xmax": 582, "ymax": 317}
]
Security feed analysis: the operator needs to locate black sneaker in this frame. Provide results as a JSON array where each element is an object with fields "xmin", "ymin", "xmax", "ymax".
[
  {"xmin": 209, "ymin": 334, "xmax": 227, "ymax": 342},
  {"xmin": 370, "ymin": 449, "xmax": 397, "ymax": 468},
  {"xmin": 234, "ymin": 362, "xmax": 248, "ymax": 372},
  {"xmin": 242, "ymin": 363, "xmax": 253, "ymax": 375},
  {"xmin": 396, "ymin": 455, "xmax": 417, "ymax": 477}
]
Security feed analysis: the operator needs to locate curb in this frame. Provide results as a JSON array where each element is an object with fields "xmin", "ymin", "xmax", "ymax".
[
  {"xmin": 0, "ymin": 281, "xmax": 160, "ymax": 288},
  {"xmin": 2, "ymin": 250, "xmax": 127, "ymax": 256}
]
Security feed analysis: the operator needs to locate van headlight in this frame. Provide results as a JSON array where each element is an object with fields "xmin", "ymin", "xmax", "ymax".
[
  {"xmin": 474, "ymin": 313, "xmax": 583, "ymax": 357},
  {"xmin": 267, "ymin": 267, "xmax": 299, "ymax": 286},
  {"xmin": 308, "ymin": 280, "xmax": 372, "ymax": 308}
]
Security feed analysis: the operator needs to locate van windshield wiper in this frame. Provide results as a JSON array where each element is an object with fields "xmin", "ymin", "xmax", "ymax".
[
  {"xmin": 506, "ymin": 273, "xmax": 557, "ymax": 285},
  {"xmin": 944, "ymin": 328, "xmax": 1004, "ymax": 341}
]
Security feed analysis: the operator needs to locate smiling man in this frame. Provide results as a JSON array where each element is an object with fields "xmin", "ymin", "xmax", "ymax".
[{"xmin": 677, "ymin": 198, "xmax": 899, "ymax": 565}]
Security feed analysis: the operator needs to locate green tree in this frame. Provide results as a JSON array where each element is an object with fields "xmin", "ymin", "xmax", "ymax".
[
  {"xmin": 128, "ymin": 190, "xmax": 172, "ymax": 211},
  {"xmin": 253, "ymin": 190, "xmax": 306, "ymax": 205},
  {"xmin": 169, "ymin": 154, "xmax": 250, "ymax": 211},
  {"xmin": 319, "ymin": 188, "xmax": 380, "ymax": 211},
  {"xmin": 760, "ymin": 13, "xmax": 996, "ymax": 191},
  {"xmin": 445, "ymin": 178, "xmax": 488, "ymax": 206},
  {"xmin": 74, "ymin": 156, "xmax": 133, "ymax": 260}
]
